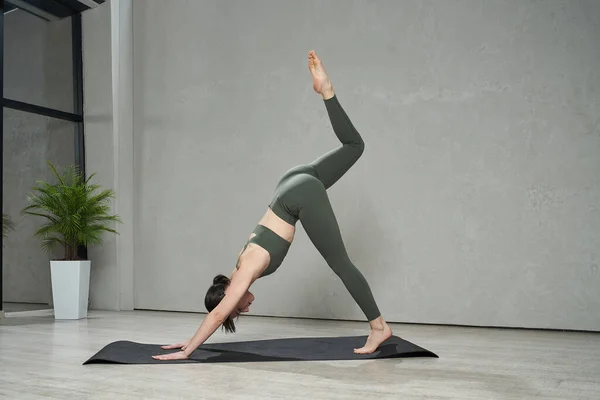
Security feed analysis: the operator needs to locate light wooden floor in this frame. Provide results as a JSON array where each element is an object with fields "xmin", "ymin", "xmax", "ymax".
[{"xmin": 1, "ymin": 310, "xmax": 599, "ymax": 399}]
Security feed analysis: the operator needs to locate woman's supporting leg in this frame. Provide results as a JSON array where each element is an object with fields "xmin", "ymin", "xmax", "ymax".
[
  {"xmin": 310, "ymin": 95, "xmax": 365, "ymax": 189},
  {"xmin": 297, "ymin": 179, "xmax": 391, "ymax": 353},
  {"xmin": 299, "ymin": 181, "xmax": 380, "ymax": 320}
]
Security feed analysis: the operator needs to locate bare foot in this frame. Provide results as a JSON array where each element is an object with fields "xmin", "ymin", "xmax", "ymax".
[
  {"xmin": 308, "ymin": 50, "xmax": 334, "ymax": 99},
  {"xmin": 354, "ymin": 317, "xmax": 393, "ymax": 354}
]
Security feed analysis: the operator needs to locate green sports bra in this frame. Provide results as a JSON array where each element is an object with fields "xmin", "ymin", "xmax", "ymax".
[{"xmin": 236, "ymin": 224, "xmax": 291, "ymax": 278}]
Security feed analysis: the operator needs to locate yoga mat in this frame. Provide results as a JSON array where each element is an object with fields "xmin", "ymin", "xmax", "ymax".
[{"xmin": 83, "ymin": 335, "xmax": 438, "ymax": 364}]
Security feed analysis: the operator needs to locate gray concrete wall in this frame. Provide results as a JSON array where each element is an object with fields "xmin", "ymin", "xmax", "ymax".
[
  {"xmin": 82, "ymin": 0, "xmax": 134, "ymax": 311},
  {"xmin": 86, "ymin": 0, "xmax": 600, "ymax": 331},
  {"xmin": 81, "ymin": 0, "xmax": 117, "ymax": 310},
  {"xmin": 2, "ymin": 10, "xmax": 75, "ymax": 304}
]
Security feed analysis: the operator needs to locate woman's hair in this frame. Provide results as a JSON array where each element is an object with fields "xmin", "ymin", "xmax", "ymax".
[{"xmin": 204, "ymin": 274, "xmax": 236, "ymax": 333}]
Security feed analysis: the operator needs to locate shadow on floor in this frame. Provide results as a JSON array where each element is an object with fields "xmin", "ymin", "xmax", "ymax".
[{"xmin": 2, "ymin": 302, "xmax": 51, "ymax": 312}]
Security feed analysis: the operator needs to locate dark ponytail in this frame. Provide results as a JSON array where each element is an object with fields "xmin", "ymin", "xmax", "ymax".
[
  {"xmin": 213, "ymin": 274, "xmax": 230, "ymax": 286},
  {"xmin": 204, "ymin": 274, "xmax": 236, "ymax": 333}
]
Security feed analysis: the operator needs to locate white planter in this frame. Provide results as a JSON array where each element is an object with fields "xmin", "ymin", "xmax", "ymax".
[{"xmin": 50, "ymin": 260, "xmax": 91, "ymax": 320}]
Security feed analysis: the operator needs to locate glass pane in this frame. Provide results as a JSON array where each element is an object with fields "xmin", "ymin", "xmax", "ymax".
[
  {"xmin": 3, "ymin": 108, "xmax": 76, "ymax": 312},
  {"xmin": 3, "ymin": 8, "xmax": 74, "ymax": 113}
]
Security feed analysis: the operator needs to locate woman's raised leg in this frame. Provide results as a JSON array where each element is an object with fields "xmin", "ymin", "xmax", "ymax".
[{"xmin": 308, "ymin": 51, "xmax": 365, "ymax": 190}]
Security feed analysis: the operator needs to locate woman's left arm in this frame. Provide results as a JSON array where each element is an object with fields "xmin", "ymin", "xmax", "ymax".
[{"xmin": 152, "ymin": 267, "xmax": 255, "ymax": 360}]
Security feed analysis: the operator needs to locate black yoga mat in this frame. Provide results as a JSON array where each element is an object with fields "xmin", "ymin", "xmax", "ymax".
[{"xmin": 83, "ymin": 335, "xmax": 438, "ymax": 364}]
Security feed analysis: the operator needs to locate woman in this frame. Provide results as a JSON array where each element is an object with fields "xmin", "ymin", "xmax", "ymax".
[{"xmin": 153, "ymin": 50, "xmax": 391, "ymax": 360}]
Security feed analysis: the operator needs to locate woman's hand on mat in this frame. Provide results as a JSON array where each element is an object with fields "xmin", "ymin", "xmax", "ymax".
[
  {"xmin": 161, "ymin": 340, "xmax": 190, "ymax": 351},
  {"xmin": 152, "ymin": 351, "xmax": 189, "ymax": 361}
]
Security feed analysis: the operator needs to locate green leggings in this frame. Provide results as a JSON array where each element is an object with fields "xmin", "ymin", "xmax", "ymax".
[{"xmin": 269, "ymin": 95, "xmax": 381, "ymax": 321}]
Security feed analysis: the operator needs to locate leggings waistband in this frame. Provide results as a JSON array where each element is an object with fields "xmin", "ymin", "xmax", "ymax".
[{"xmin": 269, "ymin": 197, "xmax": 298, "ymax": 225}]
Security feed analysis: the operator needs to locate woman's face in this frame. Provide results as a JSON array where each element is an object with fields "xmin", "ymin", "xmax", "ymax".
[{"xmin": 233, "ymin": 290, "xmax": 254, "ymax": 317}]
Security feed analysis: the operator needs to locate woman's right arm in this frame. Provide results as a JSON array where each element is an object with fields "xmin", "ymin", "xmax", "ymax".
[
  {"xmin": 183, "ymin": 269, "xmax": 254, "ymax": 355},
  {"xmin": 152, "ymin": 266, "xmax": 256, "ymax": 361}
]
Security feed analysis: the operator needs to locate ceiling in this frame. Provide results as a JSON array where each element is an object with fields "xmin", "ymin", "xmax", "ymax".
[{"xmin": 3, "ymin": 0, "xmax": 106, "ymax": 21}]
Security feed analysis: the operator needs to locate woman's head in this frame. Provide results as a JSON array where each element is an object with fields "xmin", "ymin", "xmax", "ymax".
[{"xmin": 204, "ymin": 274, "xmax": 254, "ymax": 333}]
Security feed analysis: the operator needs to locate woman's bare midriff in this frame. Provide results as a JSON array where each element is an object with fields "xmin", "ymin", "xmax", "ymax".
[
  {"xmin": 235, "ymin": 208, "xmax": 295, "ymax": 275},
  {"xmin": 257, "ymin": 207, "xmax": 295, "ymax": 243}
]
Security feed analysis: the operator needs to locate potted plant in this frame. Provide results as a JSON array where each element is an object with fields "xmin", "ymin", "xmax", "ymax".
[
  {"xmin": 2, "ymin": 214, "xmax": 15, "ymax": 243},
  {"xmin": 21, "ymin": 162, "xmax": 121, "ymax": 320}
]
